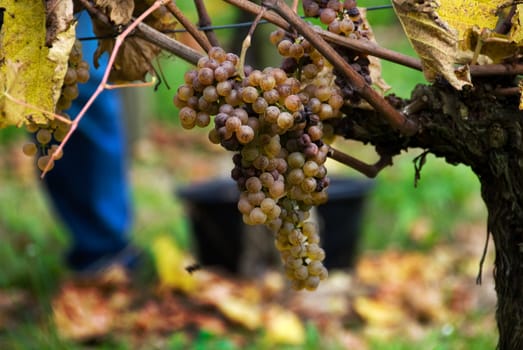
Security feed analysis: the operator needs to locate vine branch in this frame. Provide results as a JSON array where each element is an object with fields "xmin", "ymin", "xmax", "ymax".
[
  {"xmin": 328, "ymin": 147, "xmax": 393, "ymax": 178},
  {"xmin": 193, "ymin": 0, "xmax": 220, "ymax": 47},
  {"xmin": 135, "ymin": 21, "xmax": 202, "ymax": 65},
  {"xmin": 164, "ymin": 1, "xmax": 212, "ymax": 52}
]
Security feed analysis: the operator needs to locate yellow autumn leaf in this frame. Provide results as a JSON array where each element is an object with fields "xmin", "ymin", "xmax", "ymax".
[
  {"xmin": 437, "ymin": 0, "xmax": 500, "ymax": 43},
  {"xmin": 392, "ymin": 0, "xmax": 470, "ymax": 90},
  {"xmin": 264, "ymin": 306, "xmax": 305, "ymax": 345},
  {"xmin": 151, "ymin": 235, "xmax": 197, "ymax": 293},
  {"xmin": 449, "ymin": 1, "xmax": 521, "ymax": 63},
  {"xmin": 393, "ymin": 1, "xmax": 523, "ymax": 89},
  {"xmin": 353, "ymin": 297, "xmax": 405, "ymax": 327},
  {"xmin": 0, "ymin": 0, "xmax": 75, "ymax": 127},
  {"xmin": 215, "ymin": 297, "xmax": 262, "ymax": 330}
]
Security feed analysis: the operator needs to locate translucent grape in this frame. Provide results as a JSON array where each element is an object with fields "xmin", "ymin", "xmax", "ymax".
[
  {"xmin": 287, "ymin": 152, "xmax": 305, "ymax": 169},
  {"xmin": 241, "ymin": 86, "xmax": 259, "ymax": 104},
  {"xmin": 294, "ymin": 265, "xmax": 308, "ymax": 280},
  {"xmin": 284, "ymin": 95, "xmax": 302, "ymax": 112},
  {"xmin": 277, "ymin": 39, "xmax": 292, "ymax": 56},
  {"xmin": 304, "ymin": 276, "xmax": 320, "ymax": 291},
  {"xmin": 237, "ymin": 125, "xmax": 255, "ymax": 144},
  {"xmin": 62, "ymin": 84, "xmax": 79, "ymax": 100},
  {"xmin": 225, "ymin": 116, "xmax": 242, "ymax": 132},
  {"xmin": 22, "ymin": 143, "xmax": 38, "ymax": 157},
  {"xmin": 37, "ymin": 155, "xmax": 54, "ymax": 171},
  {"xmin": 277, "ymin": 112, "xmax": 294, "ymax": 130},
  {"xmin": 179, "ymin": 107, "xmax": 197, "ymax": 129},
  {"xmin": 63, "ymin": 68, "xmax": 77, "ymax": 85},
  {"xmin": 198, "ymin": 67, "xmax": 214, "ymax": 85},
  {"xmin": 76, "ymin": 68, "xmax": 90, "ymax": 84},
  {"xmin": 245, "ymin": 177, "xmax": 262, "ymax": 193},
  {"xmin": 269, "ymin": 29, "xmax": 286, "ymax": 45},
  {"xmin": 36, "ymin": 129, "xmax": 52, "ymax": 145},
  {"xmin": 203, "ymin": 85, "xmax": 219, "ymax": 102},
  {"xmin": 320, "ymin": 8, "xmax": 337, "ymax": 25}
]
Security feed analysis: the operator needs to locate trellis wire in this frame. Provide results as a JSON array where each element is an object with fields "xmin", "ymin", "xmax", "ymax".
[{"xmin": 78, "ymin": 4, "xmax": 393, "ymax": 41}]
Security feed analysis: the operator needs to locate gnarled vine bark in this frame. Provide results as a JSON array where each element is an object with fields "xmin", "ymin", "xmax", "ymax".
[{"xmin": 336, "ymin": 82, "xmax": 523, "ymax": 349}]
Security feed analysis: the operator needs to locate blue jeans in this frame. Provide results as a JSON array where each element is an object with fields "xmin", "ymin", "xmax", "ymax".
[{"xmin": 43, "ymin": 15, "xmax": 133, "ymax": 271}]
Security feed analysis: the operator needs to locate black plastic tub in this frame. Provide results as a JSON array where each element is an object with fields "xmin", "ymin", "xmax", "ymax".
[
  {"xmin": 177, "ymin": 178, "xmax": 244, "ymax": 273},
  {"xmin": 317, "ymin": 177, "xmax": 374, "ymax": 268},
  {"xmin": 177, "ymin": 177, "xmax": 374, "ymax": 273}
]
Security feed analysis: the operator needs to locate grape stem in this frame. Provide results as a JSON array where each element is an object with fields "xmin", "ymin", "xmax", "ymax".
[
  {"xmin": 135, "ymin": 22, "xmax": 203, "ymax": 65},
  {"xmin": 262, "ymin": 0, "xmax": 419, "ymax": 136},
  {"xmin": 104, "ymin": 77, "xmax": 157, "ymax": 90},
  {"xmin": 193, "ymin": 0, "xmax": 220, "ymax": 47},
  {"xmin": 291, "ymin": 0, "xmax": 299, "ymax": 13},
  {"xmin": 328, "ymin": 147, "xmax": 393, "ymax": 178},
  {"xmin": 41, "ymin": 0, "xmax": 170, "ymax": 177},
  {"xmin": 164, "ymin": 2, "xmax": 212, "ymax": 53},
  {"xmin": 238, "ymin": 7, "xmax": 266, "ymax": 79}
]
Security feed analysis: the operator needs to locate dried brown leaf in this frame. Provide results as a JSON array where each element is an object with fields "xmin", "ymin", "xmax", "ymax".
[
  {"xmin": 94, "ymin": 0, "xmax": 134, "ymax": 25},
  {"xmin": 53, "ymin": 284, "xmax": 115, "ymax": 341},
  {"xmin": 92, "ymin": 0, "xmax": 177, "ymax": 82},
  {"xmin": 45, "ymin": 0, "xmax": 75, "ymax": 46}
]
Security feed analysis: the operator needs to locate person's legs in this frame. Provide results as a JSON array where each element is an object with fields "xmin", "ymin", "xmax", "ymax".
[{"xmin": 43, "ymin": 14, "xmax": 134, "ymax": 271}]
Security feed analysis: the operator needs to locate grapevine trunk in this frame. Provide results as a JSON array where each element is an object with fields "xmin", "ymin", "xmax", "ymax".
[
  {"xmin": 478, "ymin": 148, "xmax": 523, "ymax": 350},
  {"xmin": 338, "ymin": 82, "xmax": 523, "ymax": 349}
]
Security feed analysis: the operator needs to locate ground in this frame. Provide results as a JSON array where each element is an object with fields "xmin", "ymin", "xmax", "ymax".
[{"xmin": 0, "ymin": 120, "xmax": 499, "ymax": 349}]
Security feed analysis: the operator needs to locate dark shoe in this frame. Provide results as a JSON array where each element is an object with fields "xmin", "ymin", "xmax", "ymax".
[{"xmin": 72, "ymin": 245, "xmax": 142, "ymax": 285}]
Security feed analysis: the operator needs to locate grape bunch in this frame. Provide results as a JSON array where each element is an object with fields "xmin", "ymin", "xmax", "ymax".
[
  {"xmin": 23, "ymin": 115, "xmax": 70, "ymax": 171},
  {"xmin": 56, "ymin": 40, "xmax": 90, "ymax": 112},
  {"xmin": 303, "ymin": 0, "xmax": 372, "ymax": 104},
  {"xmin": 173, "ymin": 0, "xmax": 370, "ymax": 290},
  {"xmin": 174, "ymin": 44, "xmax": 335, "ymax": 290},
  {"xmin": 22, "ymin": 40, "xmax": 87, "ymax": 171}
]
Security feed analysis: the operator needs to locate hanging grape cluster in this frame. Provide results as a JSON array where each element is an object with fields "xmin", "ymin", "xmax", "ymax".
[
  {"xmin": 23, "ymin": 40, "xmax": 89, "ymax": 171},
  {"xmin": 56, "ymin": 40, "xmax": 90, "ymax": 112},
  {"xmin": 174, "ymin": 0, "xmax": 370, "ymax": 290},
  {"xmin": 304, "ymin": 0, "xmax": 371, "ymax": 104}
]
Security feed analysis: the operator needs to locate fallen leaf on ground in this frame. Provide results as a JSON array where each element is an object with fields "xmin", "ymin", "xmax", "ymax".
[
  {"xmin": 52, "ymin": 283, "xmax": 129, "ymax": 341},
  {"xmin": 264, "ymin": 305, "xmax": 305, "ymax": 345},
  {"xmin": 353, "ymin": 297, "xmax": 406, "ymax": 328},
  {"xmin": 151, "ymin": 234, "xmax": 197, "ymax": 293},
  {"xmin": 214, "ymin": 296, "xmax": 262, "ymax": 330}
]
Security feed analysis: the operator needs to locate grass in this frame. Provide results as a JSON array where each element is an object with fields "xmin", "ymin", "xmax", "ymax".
[{"xmin": 361, "ymin": 153, "xmax": 485, "ymax": 251}]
